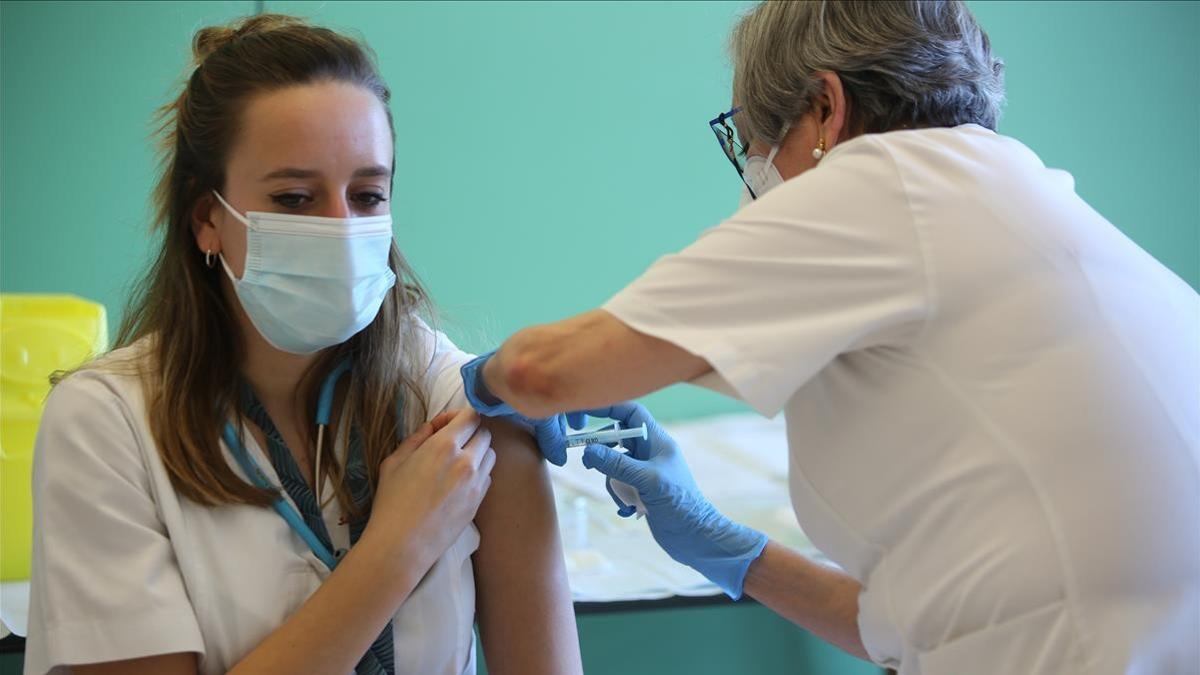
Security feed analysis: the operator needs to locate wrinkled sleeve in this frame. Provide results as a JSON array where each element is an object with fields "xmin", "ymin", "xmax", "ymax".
[{"xmin": 604, "ymin": 138, "xmax": 930, "ymax": 416}]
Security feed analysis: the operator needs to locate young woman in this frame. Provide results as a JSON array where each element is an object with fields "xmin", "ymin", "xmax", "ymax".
[{"xmin": 23, "ymin": 14, "xmax": 582, "ymax": 675}]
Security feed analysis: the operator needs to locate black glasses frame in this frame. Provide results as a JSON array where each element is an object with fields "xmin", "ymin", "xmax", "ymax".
[{"xmin": 708, "ymin": 106, "xmax": 757, "ymax": 199}]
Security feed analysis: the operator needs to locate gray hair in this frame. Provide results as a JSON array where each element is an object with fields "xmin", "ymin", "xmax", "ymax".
[{"xmin": 730, "ymin": 0, "xmax": 1006, "ymax": 145}]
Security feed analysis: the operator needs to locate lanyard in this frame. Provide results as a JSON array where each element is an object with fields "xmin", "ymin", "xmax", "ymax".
[
  {"xmin": 222, "ymin": 421, "xmax": 340, "ymax": 570},
  {"xmin": 221, "ymin": 360, "xmax": 353, "ymax": 571},
  {"xmin": 225, "ymin": 361, "xmax": 400, "ymax": 675}
]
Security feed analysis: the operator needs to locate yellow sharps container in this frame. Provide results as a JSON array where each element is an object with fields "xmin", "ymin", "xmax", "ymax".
[{"xmin": 1, "ymin": 294, "xmax": 108, "ymax": 581}]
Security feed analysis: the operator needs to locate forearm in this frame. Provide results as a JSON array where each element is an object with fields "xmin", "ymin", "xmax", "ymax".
[
  {"xmin": 743, "ymin": 541, "xmax": 871, "ymax": 661},
  {"xmin": 472, "ymin": 421, "xmax": 583, "ymax": 674},
  {"xmin": 481, "ymin": 310, "xmax": 710, "ymax": 418},
  {"xmin": 230, "ymin": 534, "xmax": 433, "ymax": 674},
  {"xmin": 481, "ymin": 314, "xmax": 612, "ymax": 417}
]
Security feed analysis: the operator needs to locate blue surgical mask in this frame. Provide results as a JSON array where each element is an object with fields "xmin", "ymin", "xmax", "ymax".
[{"xmin": 212, "ymin": 191, "xmax": 397, "ymax": 354}]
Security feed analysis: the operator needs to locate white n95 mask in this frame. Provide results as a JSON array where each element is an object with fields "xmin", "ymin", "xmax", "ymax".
[
  {"xmin": 739, "ymin": 143, "xmax": 785, "ymax": 207},
  {"xmin": 212, "ymin": 191, "xmax": 397, "ymax": 354}
]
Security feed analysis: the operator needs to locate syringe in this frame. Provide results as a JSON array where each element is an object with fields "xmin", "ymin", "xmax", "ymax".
[{"xmin": 564, "ymin": 423, "xmax": 648, "ymax": 448}]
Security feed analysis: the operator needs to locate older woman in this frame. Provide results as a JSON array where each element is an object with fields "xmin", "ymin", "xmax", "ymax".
[{"xmin": 460, "ymin": 1, "xmax": 1200, "ymax": 674}]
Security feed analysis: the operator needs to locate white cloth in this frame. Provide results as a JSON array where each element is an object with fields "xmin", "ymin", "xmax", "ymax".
[
  {"xmin": 22, "ymin": 322, "xmax": 480, "ymax": 675},
  {"xmin": 604, "ymin": 125, "xmax": 1200, "ymax": 675},
  {"xmin": 1, "ymin": 580, "xmax": 29, "ymax": 637}
]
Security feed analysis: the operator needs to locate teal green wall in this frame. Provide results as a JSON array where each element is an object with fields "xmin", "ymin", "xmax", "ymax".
[
  {"xmin": 1, "ymin": 2, "xmax": 1197, "ymax": 673},
  {"xmin": 969, "ymin": 0, "xmax": 1200, "ymax": 291},
  {"xmin": 490, "ymin": 603, "xmax": 882, "ymax": 675},
  {"xmin": 3, "ymin": 0, "xmax": 1197, "ymax": 420}
]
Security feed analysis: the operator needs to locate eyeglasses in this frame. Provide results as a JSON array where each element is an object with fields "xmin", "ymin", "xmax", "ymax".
[{"xmin": 708, "ymin": 106, "xmax": 758, "ymax": 199}]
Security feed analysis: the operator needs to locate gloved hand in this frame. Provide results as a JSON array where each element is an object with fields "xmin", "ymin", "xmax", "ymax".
[
  {"xmin": 580, "ymin": 402, "xmax": 769, "ymax": 599},
  {"xmin": 460, "ymin": 351, "xmax": 585, "ymax": 466}
]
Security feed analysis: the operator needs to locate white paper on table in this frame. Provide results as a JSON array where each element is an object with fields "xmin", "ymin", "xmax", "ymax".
[{"xmin": 550, "ymin": 413, "xmax": 820, "ymax": 603}]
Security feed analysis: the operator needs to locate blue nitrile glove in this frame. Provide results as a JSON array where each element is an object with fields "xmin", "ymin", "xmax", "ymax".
[
  {"xmin": 460, "ymin": 351, "xmax": 586, "ymax": 466},
  {"xmin": 581, "ymin": 402, "xmax": 769, "ymax": 600}
]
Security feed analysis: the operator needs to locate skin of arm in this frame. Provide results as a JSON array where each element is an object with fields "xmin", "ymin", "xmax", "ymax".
[
  {"xmin": 743, "ymin": 541, "xmax": 870, "ymax": 660},
  {"xmin": 472, "ymin": 419, "xmax": 583, "ymax": 675},
  {"xmin": 481, "ymin": 309, "xmax": 712, "ymax": 418}
]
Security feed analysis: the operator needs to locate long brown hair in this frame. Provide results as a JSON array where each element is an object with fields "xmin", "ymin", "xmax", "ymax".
[{"xmin": 109, "ymin": 14, "xmax": 431, "ymax": 516}]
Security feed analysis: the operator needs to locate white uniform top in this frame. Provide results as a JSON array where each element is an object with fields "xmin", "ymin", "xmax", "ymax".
[
  {"xmin": 604, "ymin": 125, "xmax": 1200, "ymax": 675},
  {"xmin": 23, "ymin": 323, "xmax": 480, "ymax": 675}
]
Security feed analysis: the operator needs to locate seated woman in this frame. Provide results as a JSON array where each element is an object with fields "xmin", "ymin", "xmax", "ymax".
[{"xmin": 22, "ymin": 14, "xmax": 582, "ymax": 675}]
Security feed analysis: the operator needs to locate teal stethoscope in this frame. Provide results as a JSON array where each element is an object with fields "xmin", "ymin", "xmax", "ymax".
[{"xmin": 221, "ymin": 359, "xmax": 353, "ymax": 571}]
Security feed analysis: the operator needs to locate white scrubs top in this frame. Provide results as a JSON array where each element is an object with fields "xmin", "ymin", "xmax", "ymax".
[
  {"xmin": 24, "ymin": 323, "xmax": 480, "ymax": 675},
  {"xmin": 605, "ymin": 125, "xmax": 1200, "ymax": 675}
]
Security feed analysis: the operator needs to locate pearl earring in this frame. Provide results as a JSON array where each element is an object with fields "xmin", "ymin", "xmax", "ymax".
[{"xmin": 812, "ymin": 138, "xmax": 826, "ymax": 160}]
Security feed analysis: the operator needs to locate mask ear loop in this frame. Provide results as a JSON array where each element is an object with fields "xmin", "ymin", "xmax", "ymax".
[
  {"xmin": 745, "ymin": 121, "xmax": 791, "ymax": 202},
  {"xmin": 762, "ymin": 143, "xmax": 782, "ymax": 175},
  {"xmin": 211, "ymin": 190, "xmax": 252, "ymax": 226},
  {"xmin": 756, "ymin": 121, "xmax": 791, "ymax": 187},
  {"xmin": 315, "ymin": 359, "xmax": 353, "ymax": 505}
]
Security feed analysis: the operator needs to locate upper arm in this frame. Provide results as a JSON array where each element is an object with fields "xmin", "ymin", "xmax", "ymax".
[
  {"xmin": 25, "ymin": 374, "xmax": 204, "ymax": 673},
  {"xmin": 471, "ymin": 420, "xmax": 582, "ymax": 675},
  {"xmin": 410, "ymin": 322, "xmax": 580, "ymax": 672}
]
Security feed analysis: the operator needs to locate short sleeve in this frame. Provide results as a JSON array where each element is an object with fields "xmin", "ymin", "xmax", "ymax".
[
  {"xmin": 24, "ymin": 372, "xmax": 203, "ymax": 673},
  {"xmin": 603, "ymin": 137, "xmax": 929, "ymax": 417},
  {"xmin": 409, "ymin": 319, "xmax": 476, "ymax": 420}
]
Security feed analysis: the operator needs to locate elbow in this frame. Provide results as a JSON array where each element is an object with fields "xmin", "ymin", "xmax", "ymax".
[{"xmin": 499, "ymin": 328, "xmax": 568, "ymax": 418}]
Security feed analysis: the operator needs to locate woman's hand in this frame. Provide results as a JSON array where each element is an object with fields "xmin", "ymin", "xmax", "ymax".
[
  {"xmin": 459, "ymin": 351, "xmax": 589, "ymax": 466},
  {"xmin": 225, "ymin": 409, "xmax": 497, "ymax": 675},
  {"xmin": 363, "ymin": 408, "xmax": 497, "ymax": 573}
]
